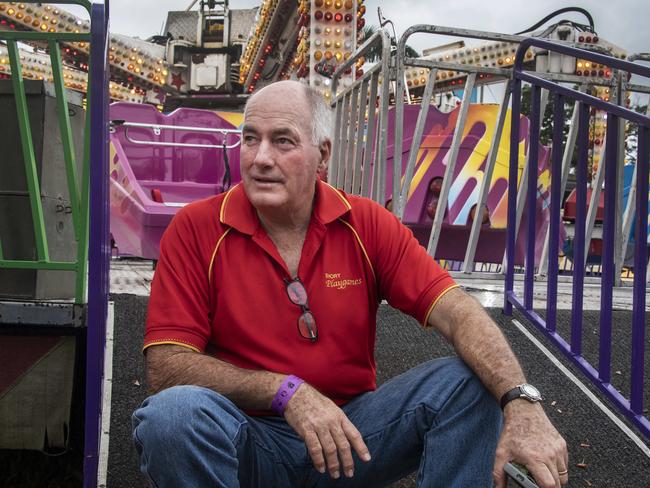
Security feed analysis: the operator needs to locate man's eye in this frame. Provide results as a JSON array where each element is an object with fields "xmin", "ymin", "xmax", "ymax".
[
  {"xmin": 276, "ymin": 137, "xmax": 294, "ymax": 146},
  {"xmin": 243, "ymin": 135, "xmax": 258, "ymax": 145}
]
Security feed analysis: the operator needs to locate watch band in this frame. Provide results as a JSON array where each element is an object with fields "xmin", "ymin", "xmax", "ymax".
[
  {"xmin": 500, "ymin": 387, "xmax": 524, "ymax": 409},
  {"xmin": 500, "ymin": 384, "xmax": 542, "ymax": 409}
]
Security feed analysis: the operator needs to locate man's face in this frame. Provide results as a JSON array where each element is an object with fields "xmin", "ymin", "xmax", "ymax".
[{"xmin": 240, "ymin": 84, "xmax": 328, "ymax": 214}]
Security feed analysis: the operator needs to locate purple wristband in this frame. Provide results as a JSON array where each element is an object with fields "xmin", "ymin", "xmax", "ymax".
[{"xmin": 271, "ymin": 375, "xmax": 304, "ymax": 416}]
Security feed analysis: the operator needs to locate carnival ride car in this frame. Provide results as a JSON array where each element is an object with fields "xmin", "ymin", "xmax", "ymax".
[
  {"xmin": 386, "ymin": 103, "xmax": 553, "ymax": 266},
  {"xmin": 109, "ymin": 103, "xmax": 243, "ymax": 259}
]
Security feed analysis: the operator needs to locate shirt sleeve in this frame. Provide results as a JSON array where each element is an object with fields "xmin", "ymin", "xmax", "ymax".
[
  {"xmin": 365, "ymin": 202, "xmax": 458, "ymax": 326},
  {"xmin": 143, "ymin": 207, "xmax": 213, "ymax": 352}
]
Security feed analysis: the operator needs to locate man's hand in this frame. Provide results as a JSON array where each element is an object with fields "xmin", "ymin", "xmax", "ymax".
[
  {"xmin": 283, "ymin": 383, "xmax": 371, "ymax": 479},
  {"xmin": 493, "ymin": 401, "xmax": 569, "ymax": 488}
]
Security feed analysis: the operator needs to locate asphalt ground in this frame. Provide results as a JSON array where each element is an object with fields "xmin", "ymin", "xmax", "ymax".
[
  {"xmin": 2, "ymin": 293, "xmax": 649, "ymax": 487},
  {"xmin": 105, "ymin": 294, "xmax": 650, "ymax": 488}
]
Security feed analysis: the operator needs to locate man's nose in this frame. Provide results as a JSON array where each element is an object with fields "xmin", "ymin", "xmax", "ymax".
[{"xmin": 252, "ymin": 139, "xmax": 274, "ymax": 167}]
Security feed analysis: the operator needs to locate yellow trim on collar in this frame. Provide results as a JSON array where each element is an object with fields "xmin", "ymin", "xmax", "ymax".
[
  {"xmin": 322, "ymin": 181, "xmax": 352, "ymax": 211},
  {"xmin": 219, "ymin": 185, "xmax": 238, "ymax": 223}
]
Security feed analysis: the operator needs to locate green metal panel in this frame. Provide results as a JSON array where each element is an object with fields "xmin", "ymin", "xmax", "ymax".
[
  {"xmin": 49, "ymin": 41, "xmax": 81, "ymax": 240},
  {"xmin": 0, "ymin": 260, "xmax": 77, "ymax": 271},
  {"xmin": 6, "ymin": 40, "xmax": 49, "ymax": 262},
  {"xmin": 0, "ymin": 32, "xmax": 90, "ymax": 42},
  {"xmin": 76, "ymin": 56, "xmax": 92, "ymax": 303},
  {"xmin": 0, "ymin": 1, "xmax": 94, "ymax": 304}
]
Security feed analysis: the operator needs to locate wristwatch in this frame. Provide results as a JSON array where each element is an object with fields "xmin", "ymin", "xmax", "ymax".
[{"xmin": 500, "ymin": 383, "xmax": 543, "ymax": 409}]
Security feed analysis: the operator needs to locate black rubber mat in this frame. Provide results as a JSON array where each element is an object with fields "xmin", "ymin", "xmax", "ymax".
[
  {"xmin": 3, "ymin": 293, "xmax": 648, "ymax": 487},
  {"xmin": 104, "ymin": 294, "xmax": 650, "ymax": 488}
]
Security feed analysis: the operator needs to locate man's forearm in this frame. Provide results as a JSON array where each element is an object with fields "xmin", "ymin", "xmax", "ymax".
[
  {"xmin": 146, "ymin": 344, "xmax": 285, "ymax": 410},
  {"xmin": 430, "ymin": 291, "xmax": 568, "ymax": 487},
  {"xmin": 428, "ymin": 288, "xmax": 526, "ymax": 400}
]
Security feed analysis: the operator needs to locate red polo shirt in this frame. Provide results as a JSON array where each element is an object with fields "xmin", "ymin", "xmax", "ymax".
[{"xmin": 144, "ymin": 180, "xmax": 458, "ymax": 405}]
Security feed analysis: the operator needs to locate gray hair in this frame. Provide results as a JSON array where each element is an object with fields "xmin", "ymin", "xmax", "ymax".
[
  {"xmin": 244, "ymin": 82, "xmax": 333, "ymax": 146},
  {"xmin": 303, "ymin": 84, "xmax": 333, "ymax": 145}
]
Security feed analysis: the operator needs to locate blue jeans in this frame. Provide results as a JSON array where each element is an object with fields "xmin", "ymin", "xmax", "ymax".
[{"xmin": 132, "ymin": 358, "xmax": 502, "ymax": 487}]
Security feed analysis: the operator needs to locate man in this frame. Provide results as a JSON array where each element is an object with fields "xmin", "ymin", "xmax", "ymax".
[{"xmin": 133, "ymin": 80, "xmax": 568, "ymax": 488}]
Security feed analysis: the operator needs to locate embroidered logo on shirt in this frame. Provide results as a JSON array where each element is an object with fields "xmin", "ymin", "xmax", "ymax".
[{"xmin": 324, "ymin": 273, "xmax": 363, "ymax": 290}]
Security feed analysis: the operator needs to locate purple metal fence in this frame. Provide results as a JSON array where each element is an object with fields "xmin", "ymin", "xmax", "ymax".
[
  {"xmin": 506, "ymin": 38, "xmax": 650, "ymax": 439},
  {"xmin": 84, "ymin": 2, "xmax": 110, "ymax": 487}
]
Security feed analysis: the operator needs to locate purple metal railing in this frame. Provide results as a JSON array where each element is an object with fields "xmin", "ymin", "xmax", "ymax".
[
  {"xmin": 506, "ymin": 38, "xmax": 650, "ymax": 439},
  {"xmin": 84, "ymin": 2, "xmax": 110, "ymax": 487}
]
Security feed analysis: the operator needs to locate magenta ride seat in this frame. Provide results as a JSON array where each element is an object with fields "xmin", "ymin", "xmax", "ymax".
[{"xmin": 109, "ymin": 102, "xmax": 242, "ymax": 260}]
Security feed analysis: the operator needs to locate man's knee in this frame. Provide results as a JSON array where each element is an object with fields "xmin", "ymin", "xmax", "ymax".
[{"xmin": 132, "ymin": 385, "xmax": 246, "ymax": 451}]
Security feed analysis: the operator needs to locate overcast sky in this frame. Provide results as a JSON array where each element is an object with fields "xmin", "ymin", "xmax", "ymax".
[{"xmin": 79, "ymin": 0, "xmax": 647, "ymax": 55}]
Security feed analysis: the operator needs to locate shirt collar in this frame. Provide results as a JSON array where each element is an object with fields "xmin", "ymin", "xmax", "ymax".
[{"xmin": 219, "ymin": 179, "xmax": 352, "ymax": 234}]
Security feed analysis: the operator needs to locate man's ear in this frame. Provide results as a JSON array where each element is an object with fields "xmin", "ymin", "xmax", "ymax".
[{"xmin": 317, "ymin": 139, "xmax": 332, "ymax": 175}]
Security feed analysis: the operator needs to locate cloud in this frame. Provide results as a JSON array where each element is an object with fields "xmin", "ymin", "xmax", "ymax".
[{"xmin": 68, "ymin": 0, "xmax": 647, "ymax": 68}]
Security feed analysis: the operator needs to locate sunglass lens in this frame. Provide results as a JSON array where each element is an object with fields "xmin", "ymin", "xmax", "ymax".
[
  {"xmin": 298, "ymin": 312, "xmax": 317, "ymax": 341},
  {"xmin": 286, "ymin": 281, "xmax": 308, "ymax": 305}
]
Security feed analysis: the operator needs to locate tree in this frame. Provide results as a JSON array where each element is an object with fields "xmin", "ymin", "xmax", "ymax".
[
  {"xmin": 520, "ymin": 84, "xmax": 574, "ymax": 146},
  {"xmin": 625, "ymin": 104, "xmax": 648, "ymax": 166},
  {"xmin": 360, "ymin": 25, "xmax": 420, "ymax": 63}
]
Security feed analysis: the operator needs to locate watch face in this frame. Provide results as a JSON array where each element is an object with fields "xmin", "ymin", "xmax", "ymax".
[{"xmin": 520, "ymin": 384, "xmax": 541, "ymax": 400}]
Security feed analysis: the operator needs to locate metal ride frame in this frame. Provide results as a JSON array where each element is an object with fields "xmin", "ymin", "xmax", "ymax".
[
  {"xmin": 506, "ymin": 38, "xmax": 650, "ymax": 439},
  {"xmin": 0, "ymin": 1, "xmax": 109, "ymax": 486},
  {"xmin": 331, "ymin": 24, "xmax": 621, "ymax": 275},
  {"xmin": 328, "ymin": 29, "xmax": 391, "ymax": 204},
  {"xmin": 329, "ymin": 25, "xmax": 649, "ymax": 439},
  {"xmin": 110, "ymin": 120, "xmax": 243, "ymax": 150}
]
